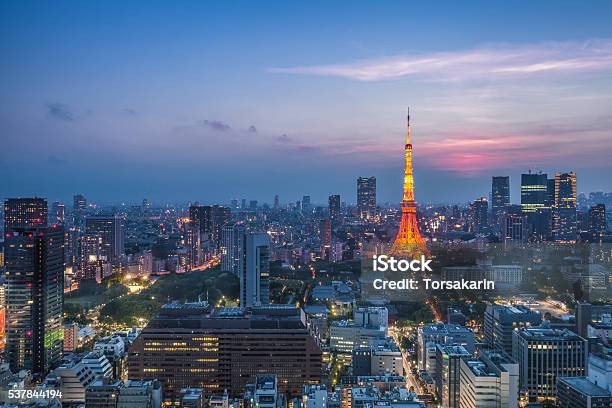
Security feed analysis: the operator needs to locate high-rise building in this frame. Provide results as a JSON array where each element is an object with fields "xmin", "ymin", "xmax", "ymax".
[
  {"xmin": 491, "ymin": 176, "xmax": 510, "ymax": 224},
  {"xmin": 273, "ymin": 195, "xmax": 279, "ymax": 209},
  {"xmin": 211, "ymin": 205, "xmax": 231, "ymax": 246},
  {"xmin": 513, "ymin": 328, "xmax": 587, "ymax": 403},
  {"xmin": 357, "ymin": 177, "xmax": 377, "ymax": 220},
  {"xmin": 417, "ymin": 323, "xmax": 475, "ymax": 372},
  {"xmin": 520, "ymin": 173, "xmax": 548, "ymax": 214},
  {"xmin": 302, "ymin": 195, "xmax": 311, "ymax": 213},
  {"xmin": 391, "ymin": 108, "xmax": 428, "ymax": 257},
  {"xmin": 4, "ymin": 198, "xmax": 63, "ymax": 377},
  {"xmin": 80, "ymin": 233, "xmax": 104, "ymax": 282},
  {"xmin": 189, "ymin": 205, "xmax": 211, "ymax": 235},
  {"xmin": 328, "ymin": 195, "xmax": 340, "ymax": 227},
  {"xmin": 553, "ymin": 172, "xmax": 577, "ymax": 242},
  {"xmin": 85, "ymin": 214, "xmax": 124, "ymax": 263},
  {"xmin": 4, "ymin": 197, "xmax": 48, "ymax": 229},
  {"xmin": 502, "ymin": 206, "xmax": 529, "ymax": 243},
  {"xmin": 588, "ymin": 204, "xmax": 606, "ymax": 243},
  {"xmin": 459, "ymin": 349, "xmax": 519, "ymax": 408},
  {"xmin": 50, "ymin": 201, "xmax": 65, "ymax": 225},
  {"xmin": 220, "ymin": 223, "xmax": 246, "ymax": 275},
  {"xmin": 240, "ymin": 232, "xmax": 270, "ymax": 307},
  {"xmin": 128, "ymin": 303, "xmax": 322, "ymax": 400},
  {"xmin": 484, "ymin": 304, "xmax": 542, "ymax": 355},
  {"xmin": 470, "ymin": 197, "xmax": 488, "ymax": 233},
  {"xmin": 73, "ymin": 194, "xmax": 87, "ymax": 227},
  {"xmin": 435, "ymin": 345, "xmax": 471, "ymax": 408}
]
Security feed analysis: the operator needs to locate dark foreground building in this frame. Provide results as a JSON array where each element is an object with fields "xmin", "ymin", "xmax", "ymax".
[{"xmin": 128, "ymin": 303, "xmax": 322, "ymax": 400}]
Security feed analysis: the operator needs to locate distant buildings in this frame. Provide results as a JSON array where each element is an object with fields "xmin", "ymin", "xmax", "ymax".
[
  {"xmin": 73, "ymin": 194, "xmax": 87, "ymax": 227},
  {"xmin": 521, "ymin": 173, "xmax": 548, "ymax": 214},
  {"xmin": 491, "ymin": 176, "xmax": 510, "ymax": 225},
  {"xmin": 4, "ymin": 198, "xmax": 63, "ymax": 377},
  {"xmin": 329, "ymin": 195, "xmax": 341, "ymax": 228},
  {"xmin": 513, "ymin": 327, "xmax": 587, "ymax": 402},
  {"xmin": 553, "ymin": 172, "xmax": 578, "ymax": 242},
  {"xmin": 128, "ymin": 303, "xmax": 322, "ymax": 400},
  {"xmin": 357, "ymin": 177, "xmax": 376, "ymax": 220},
  {"xmin": 85, "ymin": 214, "xmax": 125, "ymax": 263}
]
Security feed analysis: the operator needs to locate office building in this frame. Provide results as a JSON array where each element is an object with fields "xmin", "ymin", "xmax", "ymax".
[
  {"xmin": 502, "ymin": 206, "xmax": 529, "ymax": 243},
  {"xmin": 470, "ymin": 197, "xmax": 488, "ymax": 233},
  {"xmin": 513, "ymin": 328, "xmax": 587, "ymax": 402},
  {"xmin": 491, "ymin": 176, "xmax": 510, "ymax": 224},
  {"xmin": 553, "ymin": 171, "xmax": 577, "ymax": 242},
  {"xmin": 302, "ymin": 195, "xmax": 311, "ymax": 213},
  {"xmin": 329, "ymin": 195, "xmax": 341, "ymax": 227},
  {"xmin": 220, "ymin": 223, "xmax": 246, "ymax": 275},
  {"xmin": 4, "ymin": 198, "xmax": 63, "ymax": 377},
  {"xmin": 352, "ymin": 338, "xmax": 402, "ymax": 376},
  {"xmin": 240, "ymin": 232, "xmax": 270, "ymax": 307},
  {"xmin": 557, "ymin": 377, "xmax": 611, "ymax": 408},
  {"xmin": 85, "ymin": 379, "xmax": 122, "ymax": 408},
  {"xmin": 484, "ymin": 304, "xmax": 542, "ymax": 355},
  {"xmin": 80, "ymin": 233, "xmax": 104, "ymax": 282},
  {"xmin": 4, "ymin": 197, "xmax": 48, "ymax": 229},
  {"xmin": 50, "ymin": 201, "xmax": 65, "ymax": 224},
  {"xmin": 588, "ymin": 204, "xmax": 606, "ymax": 243},
  {"xmin": 180, "ymin": 388, "xmax": 205, "ymax": 408},
  {"xmin": 459, "ymin": 349, "xmax": 519, "ymax": 408},
  {"xmin": 435, "ymin": 345, "xmax": 471, "ymax": 408},
  {"xmin": 521, "ymin": 173, "xmax": 548, "ymax": 213},
  {"xmin": 357, "ymin": 177, "xmax": 376, "ymax": 220},
  {"xmin": 417, "ymin": 323, "xmax": 475, "ymax": 372},
  {"xmin": 47, "ymin": 360, "xmax": 97, "ymax": 404},
  {"xmin": 73, "ymin": 194, "xmax": 87, "ymax": 227},
  {"xmin": 117, "ymin": 380, "xmax": 162, "ymax": 408},
  {"xmin": 85, "ymin": 214, "xmax": 124, "ymax": 263},
  {"xmin": 128, "ymin": 303, "xmax": 322, "ymax": 400}
]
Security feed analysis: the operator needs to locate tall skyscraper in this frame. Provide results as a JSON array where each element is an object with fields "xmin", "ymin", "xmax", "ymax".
[
  {"xmin": 240, "ymin": 232, "xmax": 270, "ymax": 307},
  {"xmin": 273, "ymin": 195, "xmax": 279, "ymax": 209},
  {"xmin": 470, "ymin": 197, "xmax": 489, "ymax": 233},
  {"xmin": 80, "ymin": 233, "xmax": 104, "ymax": 282},
  {"xmin": 73, "ymin": 194, "xmax": 87, "ymax": 227},
  {"xmin": 220, "ymin": 223, "xmax": 246, "ymax": 275},
  {"xmin": 588, "ymin": 204, "xmax": 606, "ymax": 242},
  {"xmin": 357, "ymin": 177, "xmax": 376, "ymax": 219},
  {"xmin": 553, "ymin": 171, "xmax": 577, "ymax": 242},
  {"xmin": 85, "ymin": 214, "xmax": 124, "ymax": 263},
  {"xmin": 391, "ymin": 108, "xmax": 427, "ymax": 257},
  {"xmin": 4, "ymin": 198, "xmax": 63, "ymax": 377},
  {"xmin": 211, "ymin": 205, "xmax": 231, "ymax": 247},
  {"xmin": 328, "ymin": 195, "xmax": 340, "ymax": 227},
  {"xmin": 520, "ymin": 172, "xmax": 548, "ymax": 213},
  {"xmin": 491, "ymin": 176, "xmax": 510, "ymax": 224},
  {"xmin": 302, "ymin": 195, "xmax": 311, "ymax": 213},
  {"xmin": 50, "ymin": 202, "xmax": 65, "ymax": 225}
]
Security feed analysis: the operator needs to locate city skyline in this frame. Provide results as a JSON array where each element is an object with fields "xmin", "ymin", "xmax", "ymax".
[{"xmin": 3, "ymin": 1, "xmax": 612, "ymax": 203}]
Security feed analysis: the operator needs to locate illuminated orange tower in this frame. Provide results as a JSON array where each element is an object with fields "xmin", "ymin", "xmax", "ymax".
[{"xmin": 390, "ymin": 108, "xmax": 428, "ymax": 257}]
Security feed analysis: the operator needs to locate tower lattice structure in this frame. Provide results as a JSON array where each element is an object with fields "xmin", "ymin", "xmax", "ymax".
[{"xmin": 390, "ymin": 108, "xmax": 428, "ymax": 258}]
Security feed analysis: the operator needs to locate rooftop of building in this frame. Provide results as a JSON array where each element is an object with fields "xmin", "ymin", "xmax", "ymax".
[
  {"xmin": 421, "ymin": 322, "xmax": 473, "ymax": 335},
  {"xmin": 517, "ymin": 327, "xmax": 585, "ymax": 341},
  {"xmin": 436, "ymin": 344, "xmax": 470, "ymax": 356},
  {"xmin": 558, "ymin": 377, "xmax": 611, "ymax": 397},
  {"xmin": 464, "ymin": 360, "xmax": 498, "ymax": 377}
]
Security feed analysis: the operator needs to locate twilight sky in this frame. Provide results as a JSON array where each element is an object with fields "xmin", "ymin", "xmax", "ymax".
[{"xmin": 2, "ymin": 1, "xmax": 612, "ymax": 205}]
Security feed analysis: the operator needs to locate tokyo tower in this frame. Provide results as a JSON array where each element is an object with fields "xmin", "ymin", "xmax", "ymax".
[{"xmin": 390, "ymin": 108, "xmax": 428, "ymax": 258}]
